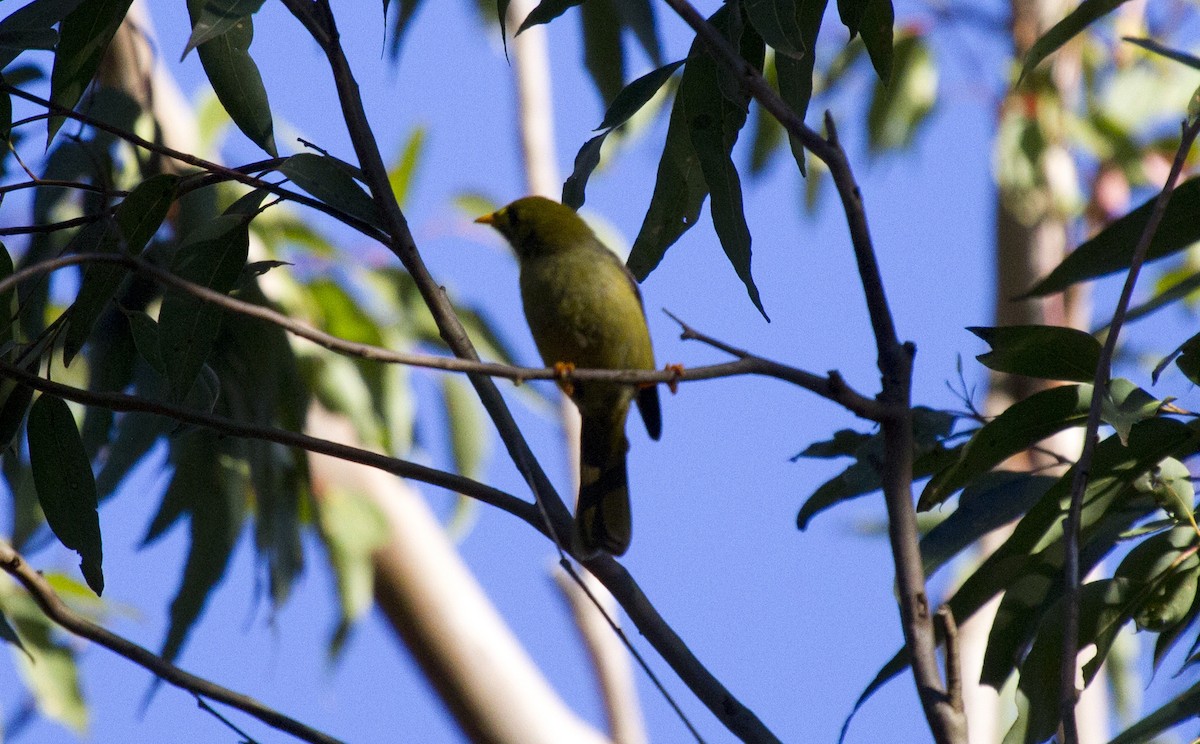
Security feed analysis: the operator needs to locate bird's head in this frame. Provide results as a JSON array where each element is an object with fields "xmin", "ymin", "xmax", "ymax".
[{"xmin": 475, "ymin": 196, "xmax": 594, "ymax": 260}]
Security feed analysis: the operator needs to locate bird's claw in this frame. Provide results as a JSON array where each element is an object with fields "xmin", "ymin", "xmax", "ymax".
[
  {"xmin": 553, "ymin": 361, "xmax": 577, "ymax": 397},
  {"xmin": 664, "ymin": 363, "xmax": 685, "ymax": 394}
]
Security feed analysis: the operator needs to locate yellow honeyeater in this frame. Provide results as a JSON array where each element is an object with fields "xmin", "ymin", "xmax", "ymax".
[{"xmin": 476, "ymin": 196, "xmax": 661, "ymax": 557}]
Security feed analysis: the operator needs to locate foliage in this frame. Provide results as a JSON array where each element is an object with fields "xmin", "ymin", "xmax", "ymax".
[{"xmin": 0, "ymin": 0, "xmax": 1199, "ymax": 742}]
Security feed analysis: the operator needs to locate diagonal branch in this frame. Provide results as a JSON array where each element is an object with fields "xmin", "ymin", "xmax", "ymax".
[{"xmin": 0, "ymin": 540, "xmax": 344, "ymax": 744}]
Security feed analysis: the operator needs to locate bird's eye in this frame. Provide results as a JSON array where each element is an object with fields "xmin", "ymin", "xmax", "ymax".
[{"xmin": 506, "ymin": 207, "xmax": 521, "ymax": 227}]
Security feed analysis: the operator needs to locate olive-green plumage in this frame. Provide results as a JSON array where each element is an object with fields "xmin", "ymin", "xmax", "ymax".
[{"xmin": 476, "ymin": 196, "xmax": 661, "ymax": 556}]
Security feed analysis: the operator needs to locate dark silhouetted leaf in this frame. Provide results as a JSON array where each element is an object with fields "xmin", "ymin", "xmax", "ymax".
[
  {"xmin": 27, "ymin": 394, "xmax": 102, "ymax": 594},
  {"xmin": 581, "ymin": 0, "xmax": 624, "ymax": 104},
  {"xmin": 1025, "ymin": 177, "xmax": 1200, "ymax": 296},
  {"xmin": 0, "ymin": 0, "xmax": 88, "ymax": 70},
  {"xmin": 857, "ymin": 0, "xmax": 893, "ymax": 82},
  {"xmin": 280, "ymin": 153, "xmax": 382, "ymax": 229},
  {"xmin": 188, "ymin": 0, "xmax": 276, "ymax": 157},
  {"xmin": 46, "ymin": 0, "xmax": 133, "ymax": 143},
  {"xmin": 1123, "ymin": 37, "xmax": 1200, "ymax": 70},
  {"xmin": 158, "ymin": 213, "xmax": 250, "ymax": 401},
  {"xmin": 598, "ymin": 58, "xmax": 686, "ymax": 130},
  {"xmin": 1020, "ymin": 0, "xmax": 1129, "ymax": 81},
  {"xmin": 920, "ymin": 384, "xmax": 1091, "ymax": 510},
  {"xmin": 744, "ymin": 0, "xmax": 803, "ymax": 57},
  {"xmin": 970, "ymin": 324, "xmax": 1102, "ymax": 382},
  {"xmin": 562, "ymin": 132, "xmax": 609, "ymax": 210},
  {"xmin": 518, "ymin": 0, "xmax": 582, "ymax": 32},
  {"xmin": 387, "ymin": 0, "xmax": 427, "ymax": 59}
]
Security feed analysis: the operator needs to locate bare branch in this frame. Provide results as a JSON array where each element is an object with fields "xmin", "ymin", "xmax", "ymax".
[
  {"xmin": 1058, "ymin": 116, "xmax": 1200, "ymax": 741},
  {"xmin": 0, "ymin": 540, "xmax": 344, "ymax": 744}
]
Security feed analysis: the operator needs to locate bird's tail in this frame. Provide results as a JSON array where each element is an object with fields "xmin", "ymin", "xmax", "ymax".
[{"xmin": 576, "ymin": 413, "xmax": 631, "ymax": 557}]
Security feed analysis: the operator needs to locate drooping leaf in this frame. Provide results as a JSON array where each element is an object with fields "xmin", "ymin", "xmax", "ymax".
[
  {"xmin": 63, "ymin": 175, "xmax": 178, "ymax": 366},
  {"xmin": 774, "ymin": 0, "xmax": 829, "ymax": 173},
  {"xmin": 280, "ymin": 153, "xmax": 383, "ymax": 230},
  {"xmin": 387, "ymin": 126, "xmax": 426, "ymax": 209},
  {"xmin": 188, "ymin": 0, "xmax": 277, "ymax": 157},
  {"xmin": 182, "ymin": 0, "xmax": 267, "ymax": 57},
  {"xmin": 157, "ymin": 213, "xmax": 250, "ymax": 401},
  {"xmin": 1024, "ymin": 178, "xmax": 1200, "ymax": 297},
  {"xmin": 6, "ymin": 588, "xmax": 88, "ymax": 732},
  {"xmin": 1020, "ymin": 0, "xmax": 1130, "ymax": 82},
  {"xmin": 1003, "ymin": 579, "xmax": 1139, "ymax": 744},
  {"xmin": 319, "ymin": 486, "xmax": 389, "ymax": 660},
  {"xmin": 629, "ymin": 6, "xmax": 769, "ymax": 319},
  {"xmin": 866, "ymin": 31, "xmax": 936, "ymax": 153},
  {"xmin": 27, "ymin": 394, "xmax": 103, "ymax": 595},
  {"xmin": 580, "ymin": 0, "xmax": 625, "ymax": 105},
  {"xmin": 0, "ymin": 0, "xmax": 88, "ymax": 70},
  {"xmin": 442, "ymin": 375, "xmax": 489, "ymax": 480},
  {"xmin": 154, "ymin": 432, "xmax": 245, "ymax": 664},
  {"xmin": 969, "ymin": 324, "xmax": 1102, "ymax": 382},
  {"xmin": 387, "ymin": 0, "xmax": 427, "ymax": 59},
  {"xmin": 857, "ymin": 0, "xmax": 893, "ymax": 82},
  {"xmin": 46, "ymin": 0, "xmax": 134, "ymax": 144},
  {"xmin": 613, "ymin": 0, "xmax": 661, "ymax": 65},
  {"xmin": 744, "ymin": 0, "xmax": 803, "ymax": 57},
  {"xmin": 562, "ymin": 132, "xmax": 610, "ymax": 211}
]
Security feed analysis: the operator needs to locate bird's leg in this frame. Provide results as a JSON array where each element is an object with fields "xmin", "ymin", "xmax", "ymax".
[{"xmin": 553, "ymin": 361, "xmax": 577, "ymax": 398}]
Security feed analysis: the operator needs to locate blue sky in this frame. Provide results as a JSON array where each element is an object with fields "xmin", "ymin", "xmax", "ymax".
[{"xmin": 6, "ymin": 0, "xmax": 1198, "ymax": 742}]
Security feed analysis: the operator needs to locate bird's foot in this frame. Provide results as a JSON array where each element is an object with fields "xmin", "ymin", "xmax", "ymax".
[
  {"xmin": 664, "ymin": 363, "xmax": 685, "ymax": 394},
  {"xmin": 553, "ymin": 361, "xmax": 577, "ymax": 397}
]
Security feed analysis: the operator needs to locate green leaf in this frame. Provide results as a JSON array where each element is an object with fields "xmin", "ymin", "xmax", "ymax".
[
  {"xmin": 1123, "ymin": 37, "xmax": 1200, "ymax": 71},
  {"xmin": 182, "ymin": 0, "xmax": 267, "ymax": 58},
  {"xmin": 866, "ymin": 31, "xmax": 935, "ymax": 153},
  {"xmin": 0, "ymin": 241, "xmax": 14, "ymax": 346},
  {"xmin": 319, "ymin": 486, "xmax": 389, "ymax": 660},
  {"xmin": 280, "ymin": 153, "xmax": 383, "ymax": 229},
  {"xmin": 0, "ymin": 0, "xmax": 88, "ymax": 70},
  {"xmin": 27, "ymin": 394, "xmax": 103, "ymax": 595},
  {"xmin": 629, "ymin": 6, "xmax": 769, "ymax": 319},
  {"xmin": 774, "ymin": 0, "xmax": 829, "ymax": 174},
  {"xmin": 919, "ymin": 384, "xmax": 1093, "ymax": 509},
  {"xmin": 969, "ymin": 324, "xmax": 1102, "ymax": 382},
  {"xmin": 920, "ymin": 473, "xmax": 1055, "ymax": 576},
  {"xmin": 851, "ymin": 418, "xmax": 1200, "ymax": 730},
  {"xmin": 387, "ymin": 126, "xmax": 426, "ymax": 210},
  {"xmin": 0, "ymin": 374, "xmax": 36, "ymax": 452},
  {"xmin": 9, "ymin": 599, "xmax": 88, "ymax": 732},
  {"xmin": 158, "ymin": 213, "xmax": 250, "ymax": 401},
  {"xmin": 189, "ymin": 0, "xmax": 277, "ymax": 157},
  {"xmin": 46, "ymin": 0, "xmax": 134, "ymax": 144},
  {"xmin": 1020, "ymin": 0, "xmax": 1130, "ymax": 82},
  {"xmin": 857, "ymin": 0, "xmax": 893, "ymax": 82},
  {"xmin": 155, "ymin": 432, "xmax": 244, "ymax": 664},
  {"xmin": 64, "ymin": 175, "xmax": 178, "ymax": 366},
  {"xmin": 442, "ymin": 376, "xmax": 489, "ymax": 480},
  {"xmin": 744, "ymin": 0, "xmax": 803, "ymax": 57},
  {"xmin": 1101, "ymin": 378, "xmax": 1160, "ymax": 446},
  {"xmin": 1004, "ymin": 579, "xmax": 1139, "ymax": 744},
  {"xmin": 1132, "ymin": 457, "xmax": 1197, "ymax": 532},
  {"xmin": 1025, "ymin": 177, "xmax": 1200, "ymax": 296},
  {"xmin": 598, "ymin": 58, "xmax": 686, "ymax": 131},
  {"xmin": 517, "ymin": 0, "xmax": 582, "ymax": 32},
  {"xmin": 581, "ymin": 0, "xmax": 625, "ymax": 104}
]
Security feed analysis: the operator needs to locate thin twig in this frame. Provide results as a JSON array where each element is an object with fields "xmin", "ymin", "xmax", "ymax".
[
  {"xmin": 937, "ymin": 606, "xmax": 963, "ymax": 715},
  {"xmin": 1058, "ymin": 116, "xmax": 1200, "ymax": 741},
  {"xmin": 0, "ymin": 540, "xmax": 343, "ymax": 744}
]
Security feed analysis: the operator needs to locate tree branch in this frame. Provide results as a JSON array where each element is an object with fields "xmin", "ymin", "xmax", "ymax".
[
  {"xmin": 1057, "ymin": 116, "xmax": 1200, "ymax": 741},
  {"xmin": 0, "ymin": 540, "xmax": 344, "ymax": 744},
  {"xmin": 658, "ymin": 2, "xmax": 965, "ymax": 741}
]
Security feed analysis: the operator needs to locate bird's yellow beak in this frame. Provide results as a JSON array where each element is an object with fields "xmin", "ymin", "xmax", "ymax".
[{"xmin": 474, "ymin": 213, "xmax": 496, "ymax": 225}]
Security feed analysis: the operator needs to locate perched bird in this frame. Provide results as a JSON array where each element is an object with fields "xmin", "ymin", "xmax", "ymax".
[{"xmin": 476, "ymin": 196, "xmax": 661, "ymax": 557}]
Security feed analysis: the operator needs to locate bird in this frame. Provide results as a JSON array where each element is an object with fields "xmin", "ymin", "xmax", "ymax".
[{"xmin": 476, "ymin": 196, "xmax": 661, "ymax": 557}]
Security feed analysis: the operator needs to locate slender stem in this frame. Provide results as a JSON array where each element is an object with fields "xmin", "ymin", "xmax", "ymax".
[
  {"xmin": 0, "ymin": 541, "xmax": 344, "ymax": 744},
  {"xmin": 1057, "ymin": 116, "xmax": 1200, "ymax": 741}
]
